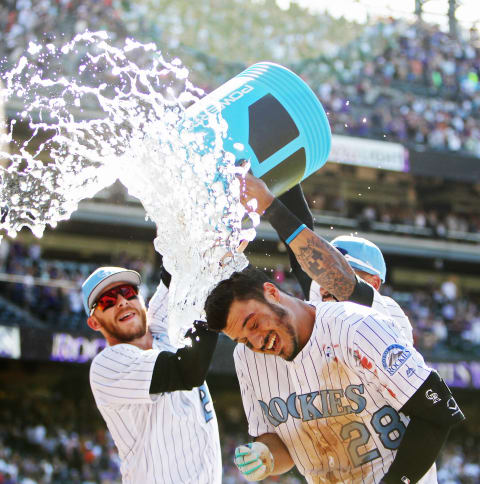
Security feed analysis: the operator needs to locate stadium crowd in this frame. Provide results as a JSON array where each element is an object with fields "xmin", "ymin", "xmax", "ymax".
[
  {"xmin": 0, "ymin": 238, "xmax": 157, "ymax": 331},
  {"xmin": 299, "ymin": 19, "xmax": 480, "ymax": 156},
  {"xmin": 0, "ymin": 393, "xmax": 477, "ymax": 484},
  {"xmin": 1, "ymin": 3, "xmax": 479, "ymax": 156},
  {"xmin": 0, "ymin": 390, "xmax": 307, "ymax": 484},
  {"xmin": 0, "ymin": 239, "xmax": 479, "ymax": 357},
  {"xmin": 0, "ymin": 0, "xmax": 126, "ymax": 65},
  {"xmin": 306, "ymin": 192, "xmax": 480, "ymax": 240}
]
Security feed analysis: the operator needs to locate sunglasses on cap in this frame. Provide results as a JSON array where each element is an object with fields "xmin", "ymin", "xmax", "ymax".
[{"xmin": 90, "ymin": 284, "xmax": 139, "ymax": 316}]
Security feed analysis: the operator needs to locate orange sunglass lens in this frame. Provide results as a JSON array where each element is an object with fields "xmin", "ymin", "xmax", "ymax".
[{"xmin": 96, "ymin": 285, "xmax": 138, "ymax": 311}]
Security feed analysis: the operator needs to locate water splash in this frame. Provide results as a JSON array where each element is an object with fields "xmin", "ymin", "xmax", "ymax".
[{"xmin": 0, "ymin": 31, "xmax": 251, "ymax": 342}]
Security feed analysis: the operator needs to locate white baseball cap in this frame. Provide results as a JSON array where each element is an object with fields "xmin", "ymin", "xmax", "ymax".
[{"xmin": 82, "ymin": 266, "xmax": 141, "ymax": 315}]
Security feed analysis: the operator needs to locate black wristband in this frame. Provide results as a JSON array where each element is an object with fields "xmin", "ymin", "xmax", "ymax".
[
  {"xmin": 349, "ymin": 276, "xmax": 375, "ymax": 307},
  {"xmin": 264, "ymin": 198, "xmax": 306, "ymax": 243}
]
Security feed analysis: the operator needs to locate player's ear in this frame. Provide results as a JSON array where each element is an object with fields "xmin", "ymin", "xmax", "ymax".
[
  {"xmin": 263, "ymin": 282, "xmax": 280, "ymax": 302},
  {"xmin": 368, "ymin": 275, "xmax": 382, "ymax": 291},
  {"xmin": 87, "ymin": 315, "xmax": 102, "ymax": 332},
  {"xmin": 356, "ymin": 270, "xmax": 382, "ymax": 291}
]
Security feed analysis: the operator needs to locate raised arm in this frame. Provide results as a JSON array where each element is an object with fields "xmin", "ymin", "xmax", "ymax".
[
  {"xmin": 241, "ymin": 173, "xmax": 357, "ymax": 301},
  {"xmin": 277, "ymin": 184, "xmax": 314, "ymax": 299},
  {"xmin": 149, "ymin": 321, "xmax": 218, "ymax": 393}
]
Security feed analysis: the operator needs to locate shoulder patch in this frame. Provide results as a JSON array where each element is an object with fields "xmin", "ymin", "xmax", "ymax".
[{"xmin": 382, "ymin": 344, "xmax": 411, "ymax": 376}]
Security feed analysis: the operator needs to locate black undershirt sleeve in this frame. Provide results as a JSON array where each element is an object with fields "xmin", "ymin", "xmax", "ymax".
[
  {"xmin": 381, "ymin": 417, "xmax": 449, "ymax": 484},
  {"xmin": 149, "ymin": 321, "xmax": 218, "ymax": 394},
  {"xmin": 276, "ymin": 184, "xmax": 314, "ymax": 299},
  {"xmin": 381, "ymin": 371, "xmax": 465, "ymax": 483}
]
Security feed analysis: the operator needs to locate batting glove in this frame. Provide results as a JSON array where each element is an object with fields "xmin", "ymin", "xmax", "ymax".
[{"xmin": 234, "ymin": 441, "xmax": 274, "ymax": 481}]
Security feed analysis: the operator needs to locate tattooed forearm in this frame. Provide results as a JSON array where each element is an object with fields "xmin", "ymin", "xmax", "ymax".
[{"xmin": 291, "ymin": 231, "xmax": 356, "ymax": 301}]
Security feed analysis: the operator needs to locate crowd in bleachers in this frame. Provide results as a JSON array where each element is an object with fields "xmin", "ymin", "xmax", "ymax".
[
  {"xmin": 306, "ymin": 191, "xmax": 480, "ymax": 241},
  {"xmin": 0, "ymin": 391, "xmax": 307, "ymax": 484},
  {"xmin": 299, "ymin": 20, "xmax": 480, "ymax": 156},
  {"xmin": 437, "ymin": 436, "xmax": 480, "ymax": 484},
  {"xmin": 0, "ymin": 393, "xmax": 478, "ymax": 484},
  {"xmin": 0, "ymin": 0, "xmax": 126, "ymax": 66},
  {"xmin": 0, "ymin": 392, "xmax": 477, "ymax": 484},
  {"xmin": 319, "ymin": 79, "xmax": 480, "ymax": 156},
  {"xmin": 0, "ymin": 394, "xmax": 124, "ymax": 484},
  {"xmin": 1, "ymin": 3, "xmax": 479, "ymax": 156},
  {"xmin": 388, "ymin": 281, "xmax": 480, "ymax": 355}
]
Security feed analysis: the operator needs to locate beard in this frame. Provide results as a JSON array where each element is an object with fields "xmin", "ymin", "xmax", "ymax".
[
  {"xmin": 322, "ymin": 292, "xmax": 339, "ymax": 302},
  {"xmin": 266, "ymin": 301, "xmax": 299, "ymax": 361},
  {"xmin": 101, "ymin": 308, "xmax": 148, "ymax": 343}
]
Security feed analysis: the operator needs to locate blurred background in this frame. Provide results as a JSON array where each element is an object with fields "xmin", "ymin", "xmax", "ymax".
[{"xmin": 0, "ymin": 0, "xmax": 479, "ymax": 482}]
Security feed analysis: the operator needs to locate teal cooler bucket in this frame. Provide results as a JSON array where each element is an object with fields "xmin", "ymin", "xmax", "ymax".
[{"xmin": 185, "ymin": 62, "xmax": 331, "ymax": 196}]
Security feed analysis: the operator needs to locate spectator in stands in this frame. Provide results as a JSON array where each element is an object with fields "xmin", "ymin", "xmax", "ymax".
[{"xmin": 2, "ymin": 3, "xmax": 480, "ymax": 155}]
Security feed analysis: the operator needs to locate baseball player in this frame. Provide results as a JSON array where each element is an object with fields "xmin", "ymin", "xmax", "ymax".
[
  {"xmin": 243, "ymin": 174, "xmax": 413, "ymax": 344},
  {"xmin": 83, "ymin": 266, "xmax": 222, "ymax": 484},
  {"xmin": 204, "ymin": 266, "xmax": 465, "ymax": 483},
  {"xmin": 308, "ymin": 235, "xmax": 413, "ymax": 344}
]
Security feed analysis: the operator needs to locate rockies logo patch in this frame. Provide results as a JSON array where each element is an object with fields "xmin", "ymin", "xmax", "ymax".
[
  {"xmin": 425, "ymin": 389, "xmax": 441, "ymax": 404},
  {"xmin": 382, "ymin": 344, "xmax": 411, "ymax": 376}
]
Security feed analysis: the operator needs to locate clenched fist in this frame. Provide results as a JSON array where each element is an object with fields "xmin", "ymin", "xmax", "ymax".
[{"xmin": 234, "ymin": 441, "xmax": 274, "ymax": 481}]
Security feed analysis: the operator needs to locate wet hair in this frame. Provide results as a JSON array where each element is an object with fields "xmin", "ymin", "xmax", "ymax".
[{"xmin": 204, "ymin": 266, "xmax": 276, "ymax": 332}]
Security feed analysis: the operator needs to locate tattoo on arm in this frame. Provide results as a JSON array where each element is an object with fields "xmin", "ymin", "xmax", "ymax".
[{"xmin": 293, "ymin": 232, "xmax": 356, "ymax": 301}]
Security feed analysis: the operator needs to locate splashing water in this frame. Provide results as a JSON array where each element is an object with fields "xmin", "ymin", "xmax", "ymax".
[{"xmin": 0, "ymin": 31, "xmax": 252, "ymax": 343}]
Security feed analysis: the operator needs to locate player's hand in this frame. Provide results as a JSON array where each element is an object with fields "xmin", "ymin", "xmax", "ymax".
[
  {"xmin": 234, "ymin": 441, "xmax": 274, "ymax": 481},
  {"xmin": 219, "ymin": 239, "xmax": 249, "ymax": 267},
  {"xmin": 238, "ymin": 173, "xmax": 275, "ymax": 215}
]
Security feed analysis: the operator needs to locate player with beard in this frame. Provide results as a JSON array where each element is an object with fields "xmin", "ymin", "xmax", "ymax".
[
  {"xmin": 83, "ymin": 267, "xmax": 222, "ymax": 484},
  {"xmin": 203, "ymin": 174, "xmax": 461, "ymax": 482},
  {"xmin": 205, "ymin": 267, "xmax": 464, "ymax": 483},
  {"xmin": 242, "ymin": 173, "xmax": 413, "ymax": 344}
]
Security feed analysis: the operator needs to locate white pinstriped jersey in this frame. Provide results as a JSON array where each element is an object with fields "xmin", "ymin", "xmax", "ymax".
[
  {"xmin": 309, "ymin": 280, "xmax": 414, "ymax": 345},
  {"xmin": 89, "ymin": 282, "xmax": 222, "ymax": 484},
  {"xmin": 234, "ymin": 301, "xmax": 435, "ymax": 484}
]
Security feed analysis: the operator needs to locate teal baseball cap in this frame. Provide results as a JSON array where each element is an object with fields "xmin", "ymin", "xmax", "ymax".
[
  {"xmin": 331, "ymin": 235, "xmax": 386, "ymax": 282},
  {"xmin": 82, "ymin": 267, "xmax": 141, "ymax": 315}
]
